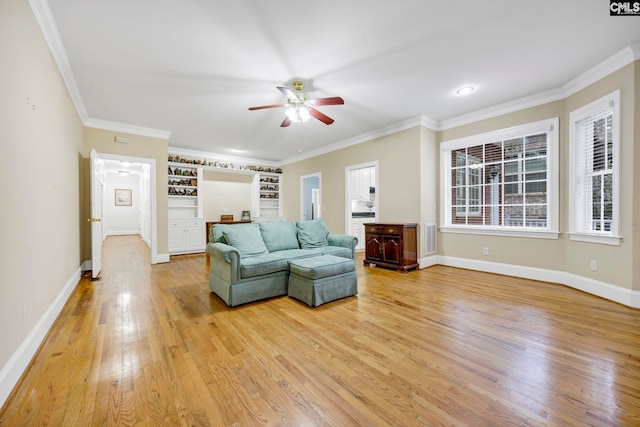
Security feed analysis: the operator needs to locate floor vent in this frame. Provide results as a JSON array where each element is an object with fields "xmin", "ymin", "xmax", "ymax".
[{"xmin": 424, "ymin": 224, "xmax": 437, "ymax": 254}]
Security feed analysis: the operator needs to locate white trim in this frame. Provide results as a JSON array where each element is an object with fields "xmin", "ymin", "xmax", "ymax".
[
  {"xmin": 84, "ymin": 118, "xmax": 171, "ymax": 140},
  {"xmin": 155, "ymin": 253, "xmax": 170, "ymax": 264},
  {"xmin": 438, "ymin": 88, "xmax": 565, "ymax": 131},
  {"xmin": 0, "ymin": 267, "xmax": 81, "ymax": 408},
  {"xmin": 434, "ymin": 256, "xmax": 640, "ymax": 309},
  {"xmin": 345, "ymin": 161, "xmax": 379, "ymax": 236},
  {"xmin": 441, "ymin": 227, "xmax": 560, "ymax": 240},
  {"xmin": 105, "ymin": 230, "xmax": 140, "ymax": 236},
  {"xmin": 29, "ymin": 0, "xmax": 88, "ymax": 122},
  {"xmin": 567, "ymin": 233, "xmax": 622, "ymax": 246},
  {"xmin": 299, "ymin": 172, "xmax": 322, "ymax": 221}
]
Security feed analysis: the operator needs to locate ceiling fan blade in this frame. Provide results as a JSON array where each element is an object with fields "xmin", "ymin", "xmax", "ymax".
[
  {"xmin": 248, "ymin": 103, "xmax": 285, "ymax": 111},
  {"xmin": 280, "ymin": 116, "xmax": 292, "ymax": 127},
  {"xmin": 309, "ymin": 96, "xmax": 344, "ymax": 106},
  {"xmin": 277, "ymin": 86, "xmax": 298, "ymax": 100},
  {"xmin": 309, "ymin": 108, "xmax": 335, "ymax": 125}
]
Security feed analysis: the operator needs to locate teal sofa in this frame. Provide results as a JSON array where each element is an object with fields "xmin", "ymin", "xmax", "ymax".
[{"xmin": 207, "ymin": 219, "xmax": 357, "ymax": 307}]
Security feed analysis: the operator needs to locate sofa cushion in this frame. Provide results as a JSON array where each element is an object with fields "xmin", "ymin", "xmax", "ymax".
[
  {"xmin": 259, "ymin": 222, "xmax": 299, "ymax": 252},
  {"xmin": 222, "ymin": 224, "xmax": 269, "ymax": 258},
  {"xmin": 240, "ymin": 254, "xmax": 290, "ymax": 278},
  {"xmin": 296, "ymin": 219, "xmax": 329, "ymax": 248},
  {"xmin": 211, "ymin": 223, "xmax": 254, "ymax": 244},
  {"xmin": 320, "ymin": 246, "xmax": 353, "ymax": 259}
]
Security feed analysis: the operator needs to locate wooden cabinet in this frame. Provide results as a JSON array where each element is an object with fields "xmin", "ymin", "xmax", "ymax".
[{"xmin": 364, "ymin": 223, "xmax": 418, "ymax": 272}]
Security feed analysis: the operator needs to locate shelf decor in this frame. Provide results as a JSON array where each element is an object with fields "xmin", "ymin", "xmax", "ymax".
[{"xmin": 115, "ymin": 188, "xmax": 132, "ymax": 206}]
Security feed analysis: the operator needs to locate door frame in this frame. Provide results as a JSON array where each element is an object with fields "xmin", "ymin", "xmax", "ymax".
[
  {"xmin": 345, "ymin": 161, "xmax": 379, "ymax": 235},
  {"xmin": 300, "ymin": 172, "xmax": 322, "ymax": 220},
  {"xmin": 91, "ymin": 151, "xmax": 159, "ymax": 264}
]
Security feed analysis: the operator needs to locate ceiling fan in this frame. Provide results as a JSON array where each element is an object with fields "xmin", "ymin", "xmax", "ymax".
[{"xmin": 248, "ymin": 81, "xmax": 344, "ymax": 127}]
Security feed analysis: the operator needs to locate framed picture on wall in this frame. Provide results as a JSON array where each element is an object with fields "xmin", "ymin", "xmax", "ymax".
[{"xmin": 115, "ymin": 188, "xmax": 132, "ymax": 206}]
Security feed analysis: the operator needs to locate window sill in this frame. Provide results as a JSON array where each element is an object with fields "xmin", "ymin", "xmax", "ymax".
[
  {"xmin": 441, "ymin": 226, "xmax": 560, "ymax": 240},
  {"xmin": 567, "ymin": 233, "xmax": 622, "ymax": 246}
]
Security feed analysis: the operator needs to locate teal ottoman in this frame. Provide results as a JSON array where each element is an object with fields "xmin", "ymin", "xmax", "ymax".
[{"xmin": 288, "ymin": 255, "xmax": 358, "ymax": 307}]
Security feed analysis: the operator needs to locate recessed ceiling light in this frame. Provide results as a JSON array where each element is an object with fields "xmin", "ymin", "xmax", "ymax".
[
  {"xmin": 456, "ymin": 86, "xmax": 475, "ymax": 96},
  {"xmin": 118, "ymin": 170, "xmax": 130, "ymax": 176}
]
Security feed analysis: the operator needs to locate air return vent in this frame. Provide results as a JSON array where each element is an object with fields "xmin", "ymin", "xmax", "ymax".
[{"xmin": 424, "ymin": 224, "xmax": 437, "ymax": 255}]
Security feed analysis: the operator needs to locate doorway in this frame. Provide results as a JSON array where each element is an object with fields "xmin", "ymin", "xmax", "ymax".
[
  {"xmin": 300, "ymin": 173, "xmax": 321, "ymax": 220},
  {"xmin": 90, "ymin": 151, "xmax": 158, "ymax": 279},
  {"xmin": 345, "ymin": 161, "xmax": 378, "ymax": 251}
]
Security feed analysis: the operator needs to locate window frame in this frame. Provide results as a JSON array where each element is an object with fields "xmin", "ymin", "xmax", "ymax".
[
  {"xmin": 440, "ymin": 118, "xmax": 559, "ymax": 239},
  {"xmin": 568, "ymin": 90, "xmax": 621, "ymax": 246}
]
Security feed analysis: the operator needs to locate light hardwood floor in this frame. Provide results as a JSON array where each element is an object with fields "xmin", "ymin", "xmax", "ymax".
[{"xmin": 2, "ymin": 235, "xmax": 640, "ymax": 426}]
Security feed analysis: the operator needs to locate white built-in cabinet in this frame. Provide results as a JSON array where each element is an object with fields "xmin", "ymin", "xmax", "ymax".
[
  {"xmin": 167, "ymin": 162, "xmax": 205, "ymax": 254},
  {"xmin": 253, "ymin": 172, "xmax": 283, "ymax": 219}
]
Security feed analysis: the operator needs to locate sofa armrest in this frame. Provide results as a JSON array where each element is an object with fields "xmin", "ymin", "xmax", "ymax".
[
  {"xmin": 207, "ymin": 242, "xmax": 242, "ymax": 283},
  {"xmin": 327, "ymin": 234, "xmax": 358, "ymax": 259}
]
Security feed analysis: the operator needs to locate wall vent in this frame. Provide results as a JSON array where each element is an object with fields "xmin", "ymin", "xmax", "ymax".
[{"xmin": 424, "ymin": 223, "xmax": 437, "ymax": 255}]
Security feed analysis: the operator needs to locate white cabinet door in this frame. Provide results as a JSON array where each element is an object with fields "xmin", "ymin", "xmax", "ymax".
[{"xmin": 168, "ymin": 228, "xmax": 186, "ymax": 253}]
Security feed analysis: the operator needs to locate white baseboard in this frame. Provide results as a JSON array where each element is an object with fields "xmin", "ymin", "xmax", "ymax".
[
  {"xmin": 154, "ymin": 253, "xmax": 170, "ymax": 263},
  {"xmin": 82, "ymin": 259, "xmax": 91, "ymax": 272},
  {"xmin": 418, "ymin": 255, "xmax": 640, "ymax": 309},
  {"xmin": 105, "ymin": 230, "xmax": 139, "ymax": 236},
  {"xmin": 0, "ymin": 267, "xmax": 81, "ymax": 408}
]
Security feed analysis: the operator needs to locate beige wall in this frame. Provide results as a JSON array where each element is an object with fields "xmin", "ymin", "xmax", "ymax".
[
  {"xmin": 438, "ymin": 63, "xmax": 637, "ymax": 290},
  {"xmin": 0, "ymin": 0, "xmax": 84, "ymax": 369},
  {"xmin": 82, "ymin": 128, "xmax": 169, "ymax": 259},
  {"xmin": 282, "ymin": 127, "xmax": 423, "ymax": 234},
  {"xmin": 634, "ymin": 62, "xmax": 640, "ymax": 291},
  {"xmin": 202, "ymin": 171, "xmax": 253, "ymax": 221}
]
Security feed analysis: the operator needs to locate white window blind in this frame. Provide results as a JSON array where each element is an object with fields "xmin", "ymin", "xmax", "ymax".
[{"xmin": 569, "ymin": 90, "xmax": 620, "ymax": 245}]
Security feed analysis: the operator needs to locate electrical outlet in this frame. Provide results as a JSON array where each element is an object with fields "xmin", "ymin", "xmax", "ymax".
[
  {"xmin": 482, "ymin": 247, "xmax": 489, "ymax": 256},
  {"xmin": 590, "ymin": 260, "xmax": 598, "ymax": 272}
]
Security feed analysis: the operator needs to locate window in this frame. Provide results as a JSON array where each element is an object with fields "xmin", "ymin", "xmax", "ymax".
[
  {"xmin": 569, "ymin": 91, "xmax": 621, "ymax": 245},
  {"xmin": 441, "ymin": 118, "xmax": 559, "ymax": 238}
]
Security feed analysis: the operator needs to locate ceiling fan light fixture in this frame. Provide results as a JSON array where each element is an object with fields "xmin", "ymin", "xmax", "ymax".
[{"xmin": 285, "ymin": 105, "xmax": 310, "ymax": 123}]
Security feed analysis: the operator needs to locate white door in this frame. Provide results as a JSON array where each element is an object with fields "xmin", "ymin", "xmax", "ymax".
[{"xmin": 89, "ymin": 150, "xmax": 104, "ymax": 279}]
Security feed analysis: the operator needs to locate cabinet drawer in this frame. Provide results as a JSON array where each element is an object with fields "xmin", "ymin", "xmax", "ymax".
[
  {"xmin": 364, "ymin": 224, "xmax": 382, "ymax": 234},
  {"xmin": 383, "ymin": 226, "xmax": 402, "ymax": 235},
  {"xmin": 169, "ymin": 219, "xmax": 186, "ymax": 228},
  {"xmin": 187, "ymin": 219, "xmax": 204, "ymax": 227}
]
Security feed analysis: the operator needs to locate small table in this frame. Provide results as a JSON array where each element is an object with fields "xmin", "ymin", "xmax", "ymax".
[{"xmin": 288, "ymin": 255, "xmax": 357, "ymax": 307}]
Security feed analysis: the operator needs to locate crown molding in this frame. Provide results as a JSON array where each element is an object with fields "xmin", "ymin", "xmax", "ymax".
[
  {"xmin": 562, "ymin": 43, "xmax": 639, "ymax": 97},
  {"xmin": 280, "ymin": 116, "xmax": 423, "ymax": 165},
  {"xmin": 29, "ymin": 0, "xmax": 88, "ymax": 122},
  {"xmin": 438, "ymin": 42, "xmax": 640, "ymax": 131},
  {"xmin": 84, "ymin": 118, "xmax": 172, "ymax": 140}
]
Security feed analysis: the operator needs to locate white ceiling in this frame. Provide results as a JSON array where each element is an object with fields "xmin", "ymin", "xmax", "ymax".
[{"xmin": 44, "ymin": 0, "xmax": 640, "ymax": 163}]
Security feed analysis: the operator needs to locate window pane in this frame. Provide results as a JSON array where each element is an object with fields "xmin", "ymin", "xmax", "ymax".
[
  {"xmin": 504, "ymin": 160, "xmax": 520, "ymax": 175},
  {"xmin": 453, "ymin": 149, "xmax": 466, "ymax": 167},
  {"xmin": 504, "ymin": 138, "xmax": 523, "ymax": 160},
  {"xmin": 485, "ymin": 205, "xmax": 502, "ymax": 226},
  {"xmin": 505, "ymin": 206, "xmax": 524, "ymax": 226},
  {"xmin": 525, "ymin": 205, "xmax": 547, "ymax": 227},
  {"xmin": 453, "ymin": 168, "xmax": 465, "ymax": 186},
  {"xmin": 525, "ymin": 133, "xmax": 547, "ymax": 157},
  {"xmin": 592, "ymin": 175, "xmax": 602, "ymax": 228},
  {"xmin": 592, "ymin": 118, "xmax": 606, "ymax": 172},
  {"xmin": 526, "ymin": 192, "xmax": 546, "ymax": 204},
  {"xmin": 525, "ymin": 158, "xmax": 546, "ymax": 172},
  {"xmin": 455, "ymin": 187, "xmax": 466, "ymax": 205},
  {"xmin": 505, "ymin": 194, "xmax": 523, "ymax": 205},
  {"xmin": 485, "ymin": 142, "xmax": 502, "ymax": 164},
  {"xmin": 468, "ymin": 145, "xmax": 483, "ymax": 164}
]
